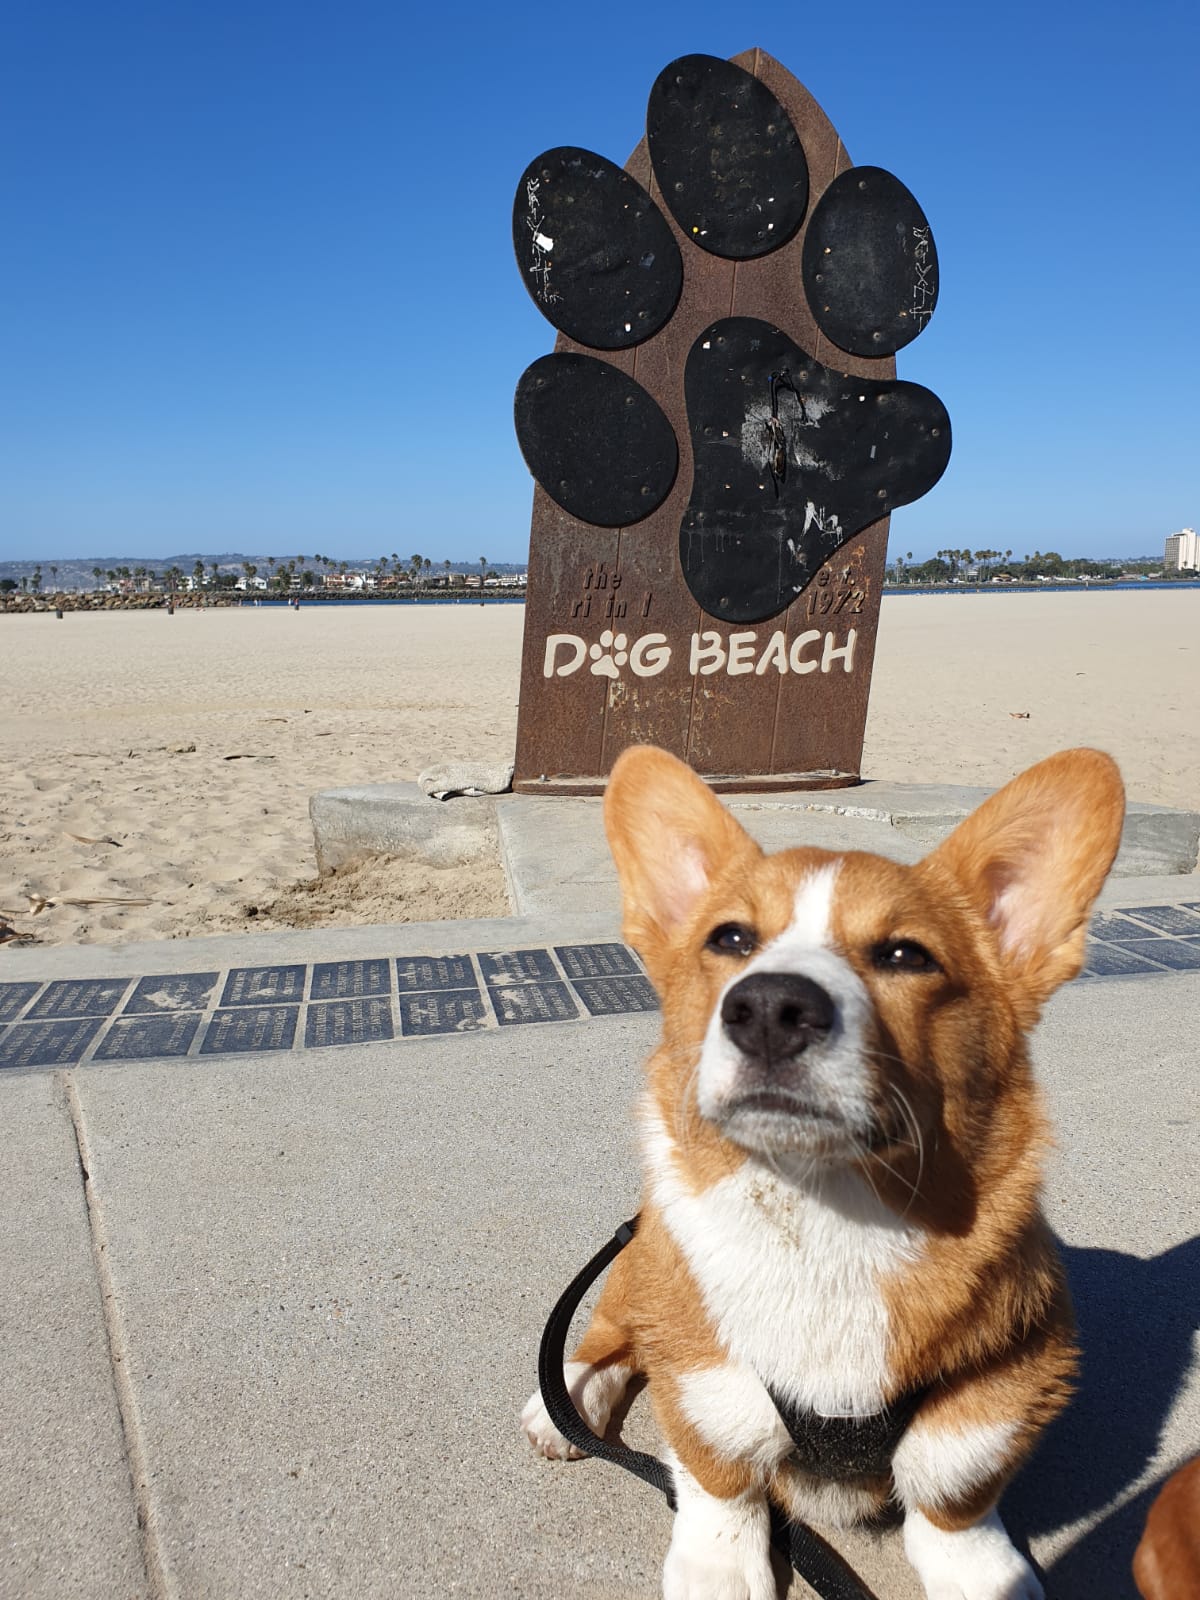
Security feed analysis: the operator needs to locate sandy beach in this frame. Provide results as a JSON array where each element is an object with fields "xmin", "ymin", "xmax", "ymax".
[{"xmin": 1, "ymin": 591, "xmax": 1196, "ymax": 947}]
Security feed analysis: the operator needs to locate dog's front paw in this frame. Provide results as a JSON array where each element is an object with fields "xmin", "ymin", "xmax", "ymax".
[
  {"xmin": 904, "ymin": 1509, "xmax": 1043, "ymax": 1600},
  {"xmin": 521, "ymin": 1359, "xmax": 630, "ymax": 1461},
  {"xmin": 663, "ymin": 1473, "xmax": 776, "ymax": 1600}
]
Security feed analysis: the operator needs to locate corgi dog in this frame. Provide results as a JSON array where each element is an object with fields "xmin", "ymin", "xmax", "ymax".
[{"xmin": 523, "ymin": 745, "xmax": 1126, "ymax": 1600}]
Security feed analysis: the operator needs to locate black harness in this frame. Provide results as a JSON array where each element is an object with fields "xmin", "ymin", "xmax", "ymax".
[
  {"xmin": 769, "ymin": 1380, "xmax": 930, "ymax": 1484},
  {"xmin": 539, "ymin": 1216, "xmax": 929, "ymax": 1600}
]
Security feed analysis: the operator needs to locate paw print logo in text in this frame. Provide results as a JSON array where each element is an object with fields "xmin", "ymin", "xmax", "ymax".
[
  {"xmin": 589, "ymin": 631, "xmax": 629, "ymax": 677},
  {"xmin": 513, "ymin": 52, "xmax": 951, "ymax": 626}
]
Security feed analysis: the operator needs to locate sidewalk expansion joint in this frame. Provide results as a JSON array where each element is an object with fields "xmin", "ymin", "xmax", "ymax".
[{"xmin": 65, "ymin": 1076, "xmax": 176, "ymax": 1600}]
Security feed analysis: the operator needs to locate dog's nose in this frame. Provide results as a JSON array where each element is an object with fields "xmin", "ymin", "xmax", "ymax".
[{"xmin": 721, "ymin": 972, "xmax": 835, "ymax": 1061}]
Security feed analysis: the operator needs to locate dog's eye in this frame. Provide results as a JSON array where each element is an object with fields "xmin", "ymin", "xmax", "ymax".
[
  {"xmin": 706, "ymin": 922, "xmax": 757, "ymax": 957},
  {"xmin": 874, "ymin": 939, "xmax": 940, "ymax": 974}
]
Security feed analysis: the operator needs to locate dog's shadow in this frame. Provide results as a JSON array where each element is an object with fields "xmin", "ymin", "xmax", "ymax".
[{"xmin": 1004, "ymin": 1234, "xmax": 1199, "ymax": 1592}]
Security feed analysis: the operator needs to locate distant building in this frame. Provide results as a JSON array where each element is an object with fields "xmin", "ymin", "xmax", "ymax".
[{"xmin": 1164, "ymin": 528, "xmax": 1198, "ymax": 573}]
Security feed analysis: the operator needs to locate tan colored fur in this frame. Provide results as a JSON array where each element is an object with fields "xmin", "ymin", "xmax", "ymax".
[{"xmin": 1134, "ymin": 1456, "xmax": 1200, "ymax": 1600}]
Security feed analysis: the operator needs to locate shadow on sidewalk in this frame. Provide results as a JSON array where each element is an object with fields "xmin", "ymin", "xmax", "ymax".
[{"xmin": 1003, "ymin": 1235, "xmax": 1200, "ymax": 1597}]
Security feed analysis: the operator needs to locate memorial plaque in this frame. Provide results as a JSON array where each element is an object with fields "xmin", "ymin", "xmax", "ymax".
[
  {"xmin": 395, "ymin": 955, "xmax": 477, "ymax": 993},
  {"xmin": 220, "ymin": 966, "xmax": 307, "ymax": 1007},
  {"xmin": 1117, "ymin": 905, "xmax": 1200, "ymax": 936},
  {"xmin": 1089, "ymin": 912, "xmax": 1163, "ymax": 944},
  {"xmin": 0, "ymin": 1017, "xmax": 105, "ymax": 1069},
  {"xmin": 200, "ymin": 1006, "xmax": 299, "ymax": 1054},
  {"xmin": 1120, "ymin": 939, "xmax": 1200, "ymax": 971},
  {"xmin": 554, "ymin": 942, "xmax": 643, "ymax": 979},
  {"xmin": 94, "ymin": 1013, "xmax": 201, "ymax": 1061},
  {"xmin": 490, "ymin": 983, "xmax": 579, "ymax": 1026},
  {"xmin": 0, "ymin": 982, "xmax": 40, "ymax": 1024},
  {"xmin": 306, "ymin": 998, "xmax": 394, "ymax": 1048},
  {"xmin": 27, "ymin": 978, "xmax": 131, "ymax": 1019},
  {"xmin": 1081, "ymin": 944, "xmax": 1161, "ymax": 978},
  {"xmin": 124, "ymin": 973, "xmax": 219, "ymax": 1013},
  {"xmin": 478, "ymin": 948, "xmax": 559, "ymax": 985},
  {"xmin": 398, "ymin": 991, "xmax": 489, "ymax": 1036},
  {"xmin": 571, "ymin": 975, "xmax": 659, "ymax": 1016},
  {"xmin": 310, "ymin": 960, "xmax": 392, "ymax": 1000},
  {"xmin": 512, "ymin": 48, "xmax": 950, "ymax": 792}
]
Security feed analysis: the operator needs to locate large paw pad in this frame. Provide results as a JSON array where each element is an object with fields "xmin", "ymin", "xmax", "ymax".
[
  {"xmin": 512, "ymin": 51, "xmax": 951, "ymax": 626},
  {"xmin": 683, "ymin": 318, "xmax": 949, "ymax": 622}
]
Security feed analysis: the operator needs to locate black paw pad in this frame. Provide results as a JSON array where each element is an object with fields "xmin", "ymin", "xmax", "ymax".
[
  {"xmin": 512, "ymin": 146, "xmax": 682, "ymax": 350},
  {"xmin": 802, "ymin": 167, "xmax": 938, "ymax": 356},
  {"xmin": 515, "ymin": 353, "xmax": 678, "ymax": 527},
  {"xmin": 647, "ymin": 53, "xmax": 808, "ymax": 258},
  {"xmin": 682, "ymin": 318, "xmax": 950, "ymax": 623}
]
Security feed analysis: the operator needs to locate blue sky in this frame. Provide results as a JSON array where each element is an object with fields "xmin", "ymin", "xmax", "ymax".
[{"xmin": 1, "ymin": 0, "xmax": 1197, "ymax": 564}]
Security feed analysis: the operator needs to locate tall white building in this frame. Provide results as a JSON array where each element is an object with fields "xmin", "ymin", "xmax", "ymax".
[{"xmin": 1164, "ymin": 528, "xmax": 1199, "ymax": 572}]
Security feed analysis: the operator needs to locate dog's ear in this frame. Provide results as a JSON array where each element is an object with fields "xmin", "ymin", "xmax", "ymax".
[
  {"xmin": 922, "ymin": 748, "xmax": 1125, "ymax": 1014},
  {"xmin": 604, "ymin": 745, "xmax": 759, "ymax": 966}
]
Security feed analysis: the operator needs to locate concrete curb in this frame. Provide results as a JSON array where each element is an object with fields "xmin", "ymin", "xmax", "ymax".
[
  {"xmin": 309, "ymin": 779, "xmax": 1198, "ymax": 921},
  {"xmin": 309, "ymin": 782, "xmax": 497, "ymax": 873}
]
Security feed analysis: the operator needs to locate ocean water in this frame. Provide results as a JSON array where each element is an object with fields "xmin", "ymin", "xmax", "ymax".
[{"xmin": 884, "ymin": 580, "xmax": 1200, "ymax": 595}]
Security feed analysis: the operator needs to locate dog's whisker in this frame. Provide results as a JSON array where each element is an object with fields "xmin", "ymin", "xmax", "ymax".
[{"xmin": 886, "ymin": 1084, "xmax": 926, "ymax": 1205}]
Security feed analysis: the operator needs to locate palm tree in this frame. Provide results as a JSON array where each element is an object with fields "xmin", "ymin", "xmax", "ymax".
[
  {"xmin": 50, "ymin": 565, "xmax": 58, "ymax": 590},
  {"xmin": 92, "ymin": 566, "xmax": 103, "ymax": 589},
  {"xmin": 31, "ymin": 567, "xmax": 42, "ymax": 593},
  {"xmin": 478, "ymin": 556, "xmax": 487, "ymax": 588}
]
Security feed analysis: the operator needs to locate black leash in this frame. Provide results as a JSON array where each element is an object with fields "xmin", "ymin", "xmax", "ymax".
[{"xmin": 538, "ymin": 1216, "xmax": 882, "ymax": 1600}]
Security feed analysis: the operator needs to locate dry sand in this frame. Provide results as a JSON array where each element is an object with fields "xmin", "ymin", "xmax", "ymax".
[{"xmin": 1, "ymin": 591, "xmax": 1196, "ymax": 947}]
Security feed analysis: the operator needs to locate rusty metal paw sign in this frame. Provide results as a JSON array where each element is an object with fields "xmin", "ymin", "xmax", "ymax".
[
  {"xmin": 512, "ymin": 50, "xmax": 951, "ymax": 792},
  {"xmin": 513, "ymin": 54, "xmax": 949, "ymax": 625}
]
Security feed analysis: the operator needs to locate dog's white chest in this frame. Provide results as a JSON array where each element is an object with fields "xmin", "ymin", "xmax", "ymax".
[{"xmin": 644, "ymin": 1111, "xmax": 922, "ymax": 1417}]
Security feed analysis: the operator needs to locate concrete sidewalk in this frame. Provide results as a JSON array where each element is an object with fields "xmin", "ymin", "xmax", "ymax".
[{"xmin": 2, "ymin": 894, "xmax": 1198, "ymax": 1599}]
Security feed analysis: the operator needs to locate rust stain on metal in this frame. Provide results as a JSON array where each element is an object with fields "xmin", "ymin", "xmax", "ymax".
[{"xmin": 513, "ymin": 49, "xmax": 909, "ymax": 795}]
